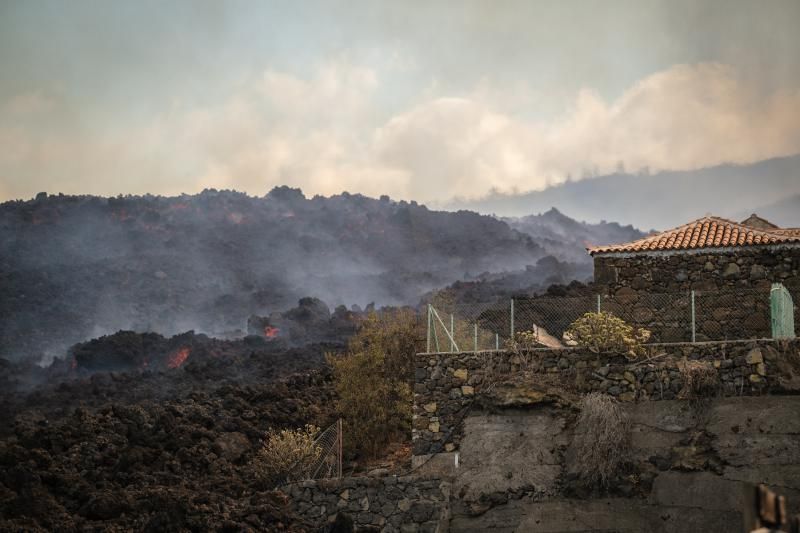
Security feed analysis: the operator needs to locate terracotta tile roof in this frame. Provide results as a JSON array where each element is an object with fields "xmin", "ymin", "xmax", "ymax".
[{"xmin": 588, "ymin": 216, "xmax": 800, "ymax": 255}]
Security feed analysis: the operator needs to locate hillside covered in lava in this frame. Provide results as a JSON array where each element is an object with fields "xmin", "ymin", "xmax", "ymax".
[{"xmin": 0, "ymin": 188, "xmax": 638, "ymax": 361}]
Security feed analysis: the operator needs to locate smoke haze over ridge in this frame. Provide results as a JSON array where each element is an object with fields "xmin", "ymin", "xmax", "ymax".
[{"xmin": 1, "ymin": 1, "xmax": 799, "ymax": 206}]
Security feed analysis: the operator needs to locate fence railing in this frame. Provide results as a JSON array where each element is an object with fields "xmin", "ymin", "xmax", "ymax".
[{"xmin": 425, "ymin": 284, "xmax": 796, "ymax": 353}]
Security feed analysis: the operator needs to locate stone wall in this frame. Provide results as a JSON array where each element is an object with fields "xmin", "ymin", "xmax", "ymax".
[
  {"xmin": 592, "ymin": 247, "xmax": 800, "ymax": 342},
  {"xmin": 593, "ymin": 246, "xmax": 800, "ymax": 294},
  {"xmin": 284, "ymin": 475, "xmax": 450, "ymax": 532},
  {"xmin": 413, "ymin": 339, "xmax": 800, "ymax": 456}
]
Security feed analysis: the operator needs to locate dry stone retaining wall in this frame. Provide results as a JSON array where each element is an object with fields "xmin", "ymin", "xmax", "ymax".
[
  {"xmin": 284, "ymin": 476, "xmax": 450, "ymax": 532},
  {"xmin": 413, "ymin": 339, "xmax": 800, "ymax": 455}
]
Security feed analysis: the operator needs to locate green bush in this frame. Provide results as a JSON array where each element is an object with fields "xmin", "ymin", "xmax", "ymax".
[
  {"xmin": 564, "ymin": 312, "xmax": 650, "ymax": 359},
  {"xmin": 327, "ymin": 309, "xmax": 423, "ymax": 458}
]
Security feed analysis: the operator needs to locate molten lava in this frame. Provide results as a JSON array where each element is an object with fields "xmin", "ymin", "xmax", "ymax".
[
  {"xmin": 167, "ymin": 347, "xmax": 190, "ymax": 369},
  {"xmin": 264, "ymin": 326, "xmax": 279, "ymax": 338}
]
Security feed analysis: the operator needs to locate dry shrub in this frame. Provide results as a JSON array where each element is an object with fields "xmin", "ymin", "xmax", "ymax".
[
  {"xmin": 564, "ymin": 312, "xmax": 650, "ymax": 359},
  {"xmin": 570, "ymin": 392, "xmax": 630, "ymax": 488},
  {"xmin": 677, "ymin": 358, "xmax": 719, "ymax": 399},
  {"xmin": 505, "ymin": 329, "xmax": 541, "ymax": 353},
  {"xmin": 253, "ymin": 425, "xmax": 322, "ymax": 485}
]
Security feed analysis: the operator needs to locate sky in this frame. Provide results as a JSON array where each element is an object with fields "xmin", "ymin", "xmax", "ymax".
[{"xmin": 1, "ymin": 0, "xmax": 799, "ymax": 205}]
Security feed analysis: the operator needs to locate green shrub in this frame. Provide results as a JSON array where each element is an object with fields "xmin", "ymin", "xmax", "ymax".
[
  {"xmin": 327, "ymin": 309, "xmax": 423, "ymax": 458},
  {"xmin": 564, "ymin": 312, "xmax": 650, "ymax": 359}
]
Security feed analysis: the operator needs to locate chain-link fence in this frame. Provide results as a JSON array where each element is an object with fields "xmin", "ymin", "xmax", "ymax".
[
  {"xmin": 288, "ymin": 419, "xmax": 342, "ymax": 482},
  {"xmin": 425, "ymin": 284, "xmax": 797, "ymax": 353}
]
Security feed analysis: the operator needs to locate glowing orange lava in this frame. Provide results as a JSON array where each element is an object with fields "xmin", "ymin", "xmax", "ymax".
[
  {"xmin": 167, "ymin": 347, "xmax": 190, "ymax": 369},
  {"xmin": 264, "ymin": 326, "xmax": 279, "ymax": 338}
]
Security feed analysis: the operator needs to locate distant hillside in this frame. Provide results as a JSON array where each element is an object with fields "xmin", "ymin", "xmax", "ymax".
[
  {"xmin": 503, "ymin": 208, "xmax": 647, "ymax": 262},
  {"xmin": 0, "ymin": 188, "xmax": 651, "ymax": 360},
  {"xmin": 446, "ymin": 154, "xmax": 800, "ymax": 230},
  {"xmin": 0, "ymin": 189, "xmax": 544, "ymax": 360}
]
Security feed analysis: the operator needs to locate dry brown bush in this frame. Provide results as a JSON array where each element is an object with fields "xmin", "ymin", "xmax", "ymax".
[
  {"xmin": 676, "ymin": 358, "xmax": 719, "ymax": 399},
  {"xmin": 570, "ymin": 392, "xmax": 630, "ymax": 488},
  {"xmin": 253, "ymin": 425, "xmax": 322, "ymax": 485}
]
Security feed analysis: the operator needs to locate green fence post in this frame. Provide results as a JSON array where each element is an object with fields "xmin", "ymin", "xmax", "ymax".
[
  {"xmin": 510, "ymin": 298, "xmax": 515, "ymax": 339},
  {"xmin": 473, "ymin": 323, "xmax": 478, "ymax": 352},
  {"xmin": 495, "ymin": 333, "xmax": 499, "ymax": 350},
  {"xmin": 691, "ymin": 290, "xmax": 696, "ymax": 343},
  {"xmin": 597, "ymin": 294, "xmax": 601, "ymax": 313}
]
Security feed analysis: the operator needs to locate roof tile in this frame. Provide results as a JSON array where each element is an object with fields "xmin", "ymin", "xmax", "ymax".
[{"xmin": 588, "ymin": 216, "xmax": 800, "ymax": 255}]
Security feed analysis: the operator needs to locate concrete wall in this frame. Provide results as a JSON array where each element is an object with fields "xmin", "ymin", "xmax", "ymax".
[
  {"xmin": 413, "ymin": 339, "xmax": 800, "ymax": 456},
  {"xmin": 446, "ymin": 396, "xmax": 800, "ymax": 532},
  {"xmin": 283, "ymin": 476, "xmax": 450, "ymax": 532}
]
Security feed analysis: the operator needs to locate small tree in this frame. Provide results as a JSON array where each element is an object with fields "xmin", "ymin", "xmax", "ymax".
[
  {"xmin": 327, "ymin": 309, "xmax": 423, "ymax": 458},
  {"xmin": 564, "ymin": 312, "xmax": 650, "ymax": 359},
  {"xmin": 253, "ymin": 425, "xmax": 322, "ymax": 485}
]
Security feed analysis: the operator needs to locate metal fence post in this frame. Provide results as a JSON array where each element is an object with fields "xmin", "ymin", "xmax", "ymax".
[
  {"xmin": 337, "ymin": 418, "xmax": 343, "ymax": 479},
  {"xmin": 450, "ymin": 314, "xmax": 455, "ymax": 352},
  {"xmin": 495, "ymin": 333, "xmax": 499, "ymax": 350},
  {"xmin": 510, "ymin": 298, "xmax": 515, "ymax": 339},
  {"xmin": 427, "ymin": 304, "xmax": 432, "ymax": 353},
  {"xmin": 597, "ymin": 294, "xmax": 601, "ymax": 313},
  {"xmin": 690, "ymin": 290, "xmax": 696, "ymax": 343},
  {"xmin": 473, "ymin": 323, "xmax": 478, "ymax": 352}
]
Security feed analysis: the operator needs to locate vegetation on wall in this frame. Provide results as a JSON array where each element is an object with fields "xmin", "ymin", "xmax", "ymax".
[
  {"xmin": 565, "ymin": 311, "xmax": 651, "ymax": 358},
  {"xmin": 676, "ymin": 358, "xmax": 720, "ymax": 399},
  {"xmin": 569, "ymin": 392, "xmax": 631, "ymax": 489}
]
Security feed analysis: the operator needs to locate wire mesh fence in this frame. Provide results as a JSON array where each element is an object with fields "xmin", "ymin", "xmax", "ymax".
[
  {"xmin": 426, "ymin": 284, "xmax": 797, "ymax": 353},
  {"xmin": 288, "ymin": 419, "xmax": 342, "ymax": 482}
]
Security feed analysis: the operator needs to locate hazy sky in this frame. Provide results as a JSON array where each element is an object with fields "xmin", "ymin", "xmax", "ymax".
[{"xmin": 1, "ymin": 0, "xmax": 799, "ymax": 203}]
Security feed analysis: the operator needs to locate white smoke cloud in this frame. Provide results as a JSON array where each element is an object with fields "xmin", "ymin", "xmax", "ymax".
[
  {"xmin": 181, "ymin": 61, "xmax": 800, "ymax": 202},
  {"xmin": 1, "ymin": 62, "xmax": 799, "ymax": 202}
]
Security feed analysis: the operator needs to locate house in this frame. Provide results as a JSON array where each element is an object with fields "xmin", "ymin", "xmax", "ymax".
[
  {"xmin": 587, "ymin": 215, "xmax": 800, "ymax": 341},
  {"xmin": 588, "ymin": 215, "xmax": 800, "ymax": 295}
]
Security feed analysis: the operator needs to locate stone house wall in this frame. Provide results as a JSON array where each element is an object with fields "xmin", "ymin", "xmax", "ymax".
[
  {"xmin": 412, "ymin": 339, "xmax": 800, "ymax": 456},
  {"xmin": 591, "ymin": 246, "xmax": 800, "ymax": 341},
  {"xmin": 283, "ymin": 476, "xmax": 450, "ymax": 532},
  {"xmin": 593, "ymin": 246, "xmax": 800, "ymax": 294}
]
